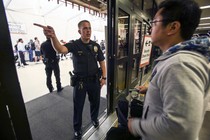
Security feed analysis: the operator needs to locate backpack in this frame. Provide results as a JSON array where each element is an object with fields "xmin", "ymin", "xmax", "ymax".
[
  {"xmin": 25, "ymin": 44, "xmax": 30, "ymax": 50},
  {"xmin": 31, "ymin": 42, "xmax": 35, "ymax": 50}
]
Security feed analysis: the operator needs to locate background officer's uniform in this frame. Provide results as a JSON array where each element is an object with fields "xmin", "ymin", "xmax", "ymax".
[
  {"xmin": 65, "ymin": 38, "xmax": 105, "ymax": 134},
  {"xmin": 41, "ymin": 39, "xmax": 63, "ymax": 93}
]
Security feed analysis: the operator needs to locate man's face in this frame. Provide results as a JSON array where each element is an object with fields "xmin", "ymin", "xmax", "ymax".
[
  {"xmin": 78, "ymin": 22, "xmax": 91, "ymax": 41},
  {"xmin": 150, "ymin": 8, "xmax": 168, "ymax": 47}
]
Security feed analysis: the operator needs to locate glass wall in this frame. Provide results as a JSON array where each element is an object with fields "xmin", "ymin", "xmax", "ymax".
[{"xmin": 117, "ymin": 9, "xmax": 129, "ymax": 58}]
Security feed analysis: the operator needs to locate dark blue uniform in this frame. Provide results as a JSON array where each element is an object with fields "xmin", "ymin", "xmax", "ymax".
[
  {"xmin": 65, "ymin": 38, "xmax": 105, "ymax": 133},
  {"xmin": 40, "ymin": 39, "xmax": 62, "ymax": 92}
]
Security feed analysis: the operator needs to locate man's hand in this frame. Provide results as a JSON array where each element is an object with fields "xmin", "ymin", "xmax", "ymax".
[
  {"xmin": 100, "ymin": 78, "xmax": 106, "ymax": 87},
  {"xmin": 128, "ymin": 118, "xmax": 133, "ymax": 134},
  {"xmin": 33, "ymin": 23, "xmax": 55, "ymax": 38},
  {"xmin": 135, "ymin": 85, "xmax": 148, "ymax": 94}
]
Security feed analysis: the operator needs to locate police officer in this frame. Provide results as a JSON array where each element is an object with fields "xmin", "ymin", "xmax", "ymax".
[
  {"xmin": 42, "ymin": 20, "xmax": 106, "ymax": 140},
  {"xmin": 40, "ymin": 37, "xmax": 63, "ymax": 93}
]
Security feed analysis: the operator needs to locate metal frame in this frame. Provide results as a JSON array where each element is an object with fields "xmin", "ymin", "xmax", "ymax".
[{"xmin": 0, "ymin": 1, "xmax": 32, "ymax": 139}]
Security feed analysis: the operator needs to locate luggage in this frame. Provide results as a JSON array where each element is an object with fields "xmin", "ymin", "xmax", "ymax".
[{"xmin": 130, "ymin": 98, "xmax": 143, "ymax": 118}]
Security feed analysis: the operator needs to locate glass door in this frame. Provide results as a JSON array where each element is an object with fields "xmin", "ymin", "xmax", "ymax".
[{"xmin": 107, "ymin": 0, "xmax": 148, "ymax": 113}]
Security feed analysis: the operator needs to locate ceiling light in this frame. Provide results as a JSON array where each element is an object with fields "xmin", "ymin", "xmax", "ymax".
[
  {"xmin": 200, "ymin": 17, "xmax": 210, "ymax": 20},
  {"xmin": 200, "ymin": 5, "xmax": 210, "ymax": 9},
  {"xmin": 197, "ymin": 26, "xmax": 210, "ymax": 29},
  {"xmin": 199, "ymin": 23, "xmax": 210, "ymax": 26},
  {"xmin": 118, "ymin": 16, "xmax": 129, "ymax": 19}
]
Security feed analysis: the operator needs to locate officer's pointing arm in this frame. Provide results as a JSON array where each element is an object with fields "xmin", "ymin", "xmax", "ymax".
[{"xmin": 43, "ymin": 25, "xmax": 68, "ymax": 54}]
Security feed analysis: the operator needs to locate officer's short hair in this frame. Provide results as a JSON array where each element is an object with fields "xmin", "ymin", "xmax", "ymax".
[{"xmin": 78, "ymin": 20, "xmax": 90, "ymax": 28}]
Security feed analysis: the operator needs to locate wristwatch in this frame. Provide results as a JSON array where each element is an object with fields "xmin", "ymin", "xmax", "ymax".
[{"xmin": 102, "ymin": 77, "xmax": 106, "ymax": 80}]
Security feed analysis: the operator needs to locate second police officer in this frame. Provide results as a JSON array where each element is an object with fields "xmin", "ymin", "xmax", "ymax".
[{"xmin": 40, "ymin": 37, "xmax": 64, "ymax": 93}]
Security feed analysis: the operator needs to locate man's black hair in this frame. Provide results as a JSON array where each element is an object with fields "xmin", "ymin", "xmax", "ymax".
[
  {"xmin": 18, "ymin": 38, "xmax": 22, "ymax": 42},
  {"xmin": 158, "ymin": 0, "xmax": 201, "ymax": 40}
]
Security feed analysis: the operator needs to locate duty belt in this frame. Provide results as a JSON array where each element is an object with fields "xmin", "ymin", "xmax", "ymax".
[{"xmin": 77, "ymin": 76, "xmax": 98, "ymax": 82}]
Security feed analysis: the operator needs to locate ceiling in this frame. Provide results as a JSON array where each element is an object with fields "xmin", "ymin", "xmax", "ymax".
[
  {"xmin": 67, "ymin": 0, "xmax": 210, "ymax": 34},
  {"xmin": 66, "ymin": 0, "xmax": 107, "ymax": 13},
  {"xmin": 4, "ymin": 0, "xmax": 209, "ymax": 34}
]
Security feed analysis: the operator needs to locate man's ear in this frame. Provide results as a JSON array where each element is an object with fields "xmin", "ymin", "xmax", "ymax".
[
  {"xmin": 78, "ymin": 30, "xmax": 81, "ymax": 34},
  {"xmin": 167, "ymin": 21, "xmax": 181, "ymax": 35}
]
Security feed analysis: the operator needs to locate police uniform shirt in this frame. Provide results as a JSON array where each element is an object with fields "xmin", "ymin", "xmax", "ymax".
[
  {"xmin": 41, "ymin": 39, "xmax": 57, "ymax": 60},
  {"xmin": 65, "ymin": 38, "xmax": 105, "ymax": 77}
]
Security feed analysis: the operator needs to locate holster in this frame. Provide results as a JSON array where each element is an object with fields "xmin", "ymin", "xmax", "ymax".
[{"xmin": 69, "ymin": 71, "xmax": 77, "ymax": 87}]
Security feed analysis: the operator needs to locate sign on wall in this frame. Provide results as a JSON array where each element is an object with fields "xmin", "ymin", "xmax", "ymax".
[
  {"xmin": 8, "ymin": 22, "xmax": 27, "ymax": 34},
  {"xmin": 140, "ymin": 35, "xmax": 152, "ymax": 68}
]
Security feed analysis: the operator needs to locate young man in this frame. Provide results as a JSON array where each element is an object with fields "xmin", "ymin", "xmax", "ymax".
[
  {"xmin": 17, "ymin": 38, "xmax": 28, "ymax": 66},
  {"xmin": 128, "ymin": 0, "xmax": 210, "ymax": 140},
  {"xmin": 42, "ymin": 20, "xmax": 106, "ymax": 140}
]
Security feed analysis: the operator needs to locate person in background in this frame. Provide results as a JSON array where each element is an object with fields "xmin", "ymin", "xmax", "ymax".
[
  {"xmin": 42, "ymin": 20, "xmax": 106, "ymax": 140},
  {"xmin": 40, "ymin": 37, "xmax": 63, "ymax": 93},
  {"xmin": 28, "ymin": 39, "xmax": 34, "ymax": 62},
  {"xmin": 100, "ymin": 40, "xmax": 105, "ymax": 54},
  {"xmin": 128, "ymin": 0, "xmax": 210, "ymax": 140},
  {"xmin": 17, "ymin": 38, "xmax": 28, "ymax": 66},
  {"xmin": 34, "ymin": 37, "xmax": 41, "ymax": 62},
  {"xmin": 14, "ymin": 40, "xmax": 20, "ymax": 67}
]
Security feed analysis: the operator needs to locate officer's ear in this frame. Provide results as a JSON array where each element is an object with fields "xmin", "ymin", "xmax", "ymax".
[{"xmin": 78, "ymin": 29, "xmax": 81, "ymax": 34}]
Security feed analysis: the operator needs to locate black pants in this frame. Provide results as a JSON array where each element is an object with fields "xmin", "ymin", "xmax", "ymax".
[
  {"xmin": 18, "ymin": 51, "xmax": 26, "ymax": 65},
  {"xmin": 45, "ymin": 61, "xmax": 61, "ymax": 90},
  {"xmin": 73, "ymin": 79, "xmax": 101, "ymax": 132}
]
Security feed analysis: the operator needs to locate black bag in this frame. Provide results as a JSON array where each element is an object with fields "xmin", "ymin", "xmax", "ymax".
[
  {"xmin": 130, "ymin": 99, "xmax": 143, "ymax": 118},
  {"xmin": 106, "ymin": 127, "xmax": 140, "ymax": 140},
  {"xmin": 116, "ymin": 98, "xmax": 144, "ymax": 128},
  {"xmin": 31, "ymin": 42, "xmax": 35, "ymax": 50},
  {"xmin": 107, "ymin": 98, "xmax": 143, "ymax": 140},
  {"xmin": 116, "ymin": 97, "xmax": 129, "ymax": 128}
]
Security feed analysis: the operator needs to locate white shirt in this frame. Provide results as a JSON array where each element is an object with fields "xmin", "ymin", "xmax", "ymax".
[{"xmin": 17, "ymin": 42, "xmax": 25, "ymax": 51}]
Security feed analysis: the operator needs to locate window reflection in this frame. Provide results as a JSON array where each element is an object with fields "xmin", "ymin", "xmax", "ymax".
[
  {"xmin": 118, "ymin": 9, "xmax": 129, "ymax": 58},
  {"xmin": 133, "ymin": 19, "xmax": 142, "ymax": 54},
  {"xmin": 116, "ymin": 62, "xmax": 127, "ymax": 93},
  {"xmin": 131, "ymin": 58, "xmax": 139, "ymax": 82}
]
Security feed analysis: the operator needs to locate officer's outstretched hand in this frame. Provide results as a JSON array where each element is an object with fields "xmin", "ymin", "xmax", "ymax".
[
  {"xmin": 33, "ymin": 23, "xmax": 56, "ymax": 38},
  {"xmin": 100, "ymin": 78, "xmax": 106, "ymax": 87},
  {"xmin": 43, "ymin": 26, "xmax": 56, "ymax": 38}
]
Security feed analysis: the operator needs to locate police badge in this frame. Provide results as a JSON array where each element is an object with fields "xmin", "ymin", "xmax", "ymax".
[{"xmin": 94, "ymin": 46, "xmax": 98, "ymax": 52}]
